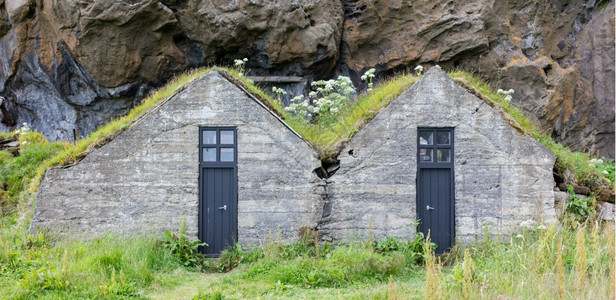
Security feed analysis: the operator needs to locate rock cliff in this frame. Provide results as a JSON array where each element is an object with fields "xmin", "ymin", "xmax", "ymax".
[{"xmin": 0, "ymin": 0, "xmax": 613, "ymax": 157}]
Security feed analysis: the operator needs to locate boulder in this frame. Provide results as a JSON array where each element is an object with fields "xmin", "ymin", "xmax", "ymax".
[
  {"xmin": 596, "ymin": 188, "xmax": 615, "ymax": 204},
  {"xmin": 596, "ymin": 201, "xmax": 615, "ymax": 221}
]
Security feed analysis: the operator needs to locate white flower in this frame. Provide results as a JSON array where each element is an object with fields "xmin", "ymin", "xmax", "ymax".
[
  {"xmin": 414, "ymin": 65, "xmax": 423, "ymax": 72},
  {"xmin": 497, "ymin": 89, "xmax": 504, "ymax": 94},
  {"xmin": 603, "ymin": 170, "xmax": 609, "ymax": 175},
  {"xmin": 519, "ymin": 219, "xmax": 536, "ymax": 229},
  {"xmin": 22, "ymin": 141, "xmax": 28, "ymax": 145},
  {"xmin": 537, "ymin": 225, "xmax": 547, "ymax": 230},
  {"xmin": 515, "ymin": 234, "xmax": 524, "ymax": 239},
  {"xmin": 597, "ymin": 159, "xmax": 604, "ymax": 164}
]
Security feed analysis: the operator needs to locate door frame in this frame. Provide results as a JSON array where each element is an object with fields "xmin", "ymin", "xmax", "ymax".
[
  {"xmin": 416, "ymin": 127, "xmax": 455, "ymax": 253},
  {"xmin": 198, "ymin": 127, "xmax": 238, "ymax": 257}
]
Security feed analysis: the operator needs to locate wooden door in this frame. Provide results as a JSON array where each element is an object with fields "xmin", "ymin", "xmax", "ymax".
[
  {"xmin": 199, "ymin": 128, "xmax": 237, "ymax": 257},
  {"xmin": 417, "ymin": 128, "xmax": 455, "ymax": 254}
]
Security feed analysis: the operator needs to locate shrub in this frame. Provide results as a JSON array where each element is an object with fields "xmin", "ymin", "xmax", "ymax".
[
  {"xmin": 562, "ymin": 184, "xmax": 595, "ymax": 226},
  {"xmin": 161, "ymin": 220, "xmax": 208, "ymax": 270}
]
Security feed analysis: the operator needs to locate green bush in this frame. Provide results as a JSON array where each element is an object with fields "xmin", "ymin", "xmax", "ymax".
[{"xmin": 161, "ymin": 221, "xmax": 208, "ymax": 270}]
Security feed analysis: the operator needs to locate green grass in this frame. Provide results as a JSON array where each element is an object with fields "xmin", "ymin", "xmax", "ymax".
[
  {"xmin": 0, "ymin": 218, "xmax": 184, "ymax": 299},
  {"xmin": 0, "ymin": 132, "xmax": 68, "ymax": 211},
  {"xmin": 222, "ymin": 68, "xmax": 419, "ymax": 158},
  {"xmin": 4, "ymin": 218, "xmax": 610, "ymax": 299}
]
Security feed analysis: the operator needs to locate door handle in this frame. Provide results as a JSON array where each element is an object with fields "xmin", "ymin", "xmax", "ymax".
[
  {"xmin": 219, "ymin": 205, "xmax": 227, "ymax": 211},
  {"xmin": 426, "ymin": 205, "xmax": 435, "ymax": 211}
]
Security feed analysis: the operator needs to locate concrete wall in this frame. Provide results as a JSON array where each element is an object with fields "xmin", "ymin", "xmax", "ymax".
[
  {"xmin": 31, "ymin": 71, "xmax": 322, "ymax": 246},
  {"xmin": 31, "ymin": 67, "xmax": 557, "ymax": 247},
  {"xmin": 319, "ymin": 66, "xmax": 556, "ymax": 243}
]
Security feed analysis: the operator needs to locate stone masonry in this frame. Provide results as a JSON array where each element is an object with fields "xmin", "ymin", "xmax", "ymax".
[
  {"xmin": 31, "ymin": 71, "xmax": 323, "ymax": 246},
  {"xmin": 319, "ymin": 66, "xmax": 556, "ymax": 243}
]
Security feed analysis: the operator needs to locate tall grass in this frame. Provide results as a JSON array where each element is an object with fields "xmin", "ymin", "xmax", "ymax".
[
  {"xmin": 441, "ymin": 222, "xmax": 614, "ymax": 299},
  {"xmin": 0, "ymin": 219, "xmax": 183, "ymax": 299}
]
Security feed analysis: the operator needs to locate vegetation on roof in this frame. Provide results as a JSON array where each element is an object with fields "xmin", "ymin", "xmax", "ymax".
[
  {"xmin": 0, "ymin": 65, "xmax": 613, "ymax": 216},
  {"xmin": 0, "ymin": 67, "xmax": 212, "ymax": 214},
  {"xmin": 449, "ymin": 71, "xmax": 614, "ymax": 190}
]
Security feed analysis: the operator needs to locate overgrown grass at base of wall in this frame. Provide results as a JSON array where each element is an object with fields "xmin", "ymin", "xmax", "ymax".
[
  {"xmin": 0, "ymin": 217, "xmax": 185, "ymax": 299},
  {"xmin": 437, "ymin": 222, "xmax": 615, "ymax": 299},
  {"xmin": 150, "ymin": 220, "xmax": 614, "ymax": 299}
]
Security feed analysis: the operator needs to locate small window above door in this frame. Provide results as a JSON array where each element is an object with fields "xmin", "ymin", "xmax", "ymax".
[
  {"xmin": 418, "ymin": 128, "xmax": 454, "ymax": 166},
  {"xmin": 200, "ymin": 128, "xmax": 237, "ymax": 165}
]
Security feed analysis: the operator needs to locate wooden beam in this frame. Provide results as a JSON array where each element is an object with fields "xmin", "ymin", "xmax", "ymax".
[{"xmin": 246, "ymin": 76, "xmax": 304, "ymax": 83}]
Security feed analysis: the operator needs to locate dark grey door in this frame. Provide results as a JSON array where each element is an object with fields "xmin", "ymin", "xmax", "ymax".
[
  {"xmin": 417, "ymin": 128, "xmax": 454, "ymax": 254},
  {"xmin": 199, "ymin": 127, "xmax": 237, "ymax": 257}
]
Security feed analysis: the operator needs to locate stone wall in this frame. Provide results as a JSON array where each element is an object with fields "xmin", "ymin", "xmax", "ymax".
[
  {"xmin": 320, "ymin": 66, "xmax": 556, "ymax": 243},
  {"xmin": 31, "ymin": 71, "xmax": 322, "ymax": 246}
]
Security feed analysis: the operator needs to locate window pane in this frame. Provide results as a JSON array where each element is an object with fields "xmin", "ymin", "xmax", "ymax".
[
  {"xmin": 220, "ymin": 148, "xmax": 234, "ymax": 162},
  {"xmin": 419, "ymin": 131, "xmax": 433, "ymax": 145},
  {"xmin": 437, "ymin": 131, "xmax": 450, "ymax": 145},
  {"xmin": 203, "ymin": 148, "xmax": 216, "ymax": 162},
  {"xmin": 419, "ymin": 149, "xmax": 432, "ymax": 162},
  {"xmin": 220, "ymin": 130, "xmax": 234, "ymax": 144},
  {"xmin": 203, "ymin": 131, "xmax": 216, "ymax": 144},
  {"xmin": 437, "ymin": 149, "xmax": 450, "ymax": 162}
]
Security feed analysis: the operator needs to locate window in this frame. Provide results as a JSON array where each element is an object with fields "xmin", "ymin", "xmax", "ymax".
[
  {"xmin": 200, "ymin": 128, "xmax": 237, "ymax": 164},
  {"xmin": 418, "ymin": 128, "xmax": 453, "ymax": 166}
]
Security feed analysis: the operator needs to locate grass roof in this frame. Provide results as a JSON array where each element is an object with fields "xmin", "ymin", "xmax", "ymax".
[{"xmin": 0, "ymin": 66, "xmax": 613, "ymax": 215}]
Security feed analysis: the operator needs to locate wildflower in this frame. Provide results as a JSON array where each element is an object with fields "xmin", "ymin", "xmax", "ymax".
[
  {"xmin": 497, "ymin": 88, "xmax": 514, "ymax": 102},
  {"xmin": 361, "ymin": 68, "xmax": 376, "ymax": 91},
  {"xmin": 519, "ymin": 219, "xmax": 536, "ymax": 229},
  {"xmin": 515, "ymin": 234, "xmax": 524, "ymax": 239},
  {"xmin": 603, "ymin": 170, "xmax": 609, "ymax": 175},
  {"xmin": 414, "ymin": 65, "xmax": 424, "ymax": 76},
  {"xmin": 537, "ymin": 225, "xmax": 547, "ymax": 230}
]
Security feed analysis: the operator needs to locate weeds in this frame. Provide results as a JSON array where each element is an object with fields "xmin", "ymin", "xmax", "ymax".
[
  {"xmin": 423, "ymin": 233, "xmax": 441, "ymax": 300},
  {"xmin": 161, "ymin": 220, "xmax": 208, "ymax": 270}
]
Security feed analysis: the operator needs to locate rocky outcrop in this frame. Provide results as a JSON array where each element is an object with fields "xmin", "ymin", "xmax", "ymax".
[
  {"xmin": 337, "ymin": 0, "xmax": 614, "ymax": 158},
  {"xmin": 0, "ymin": 0, "xmax": 613, "ymax": 157}
]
